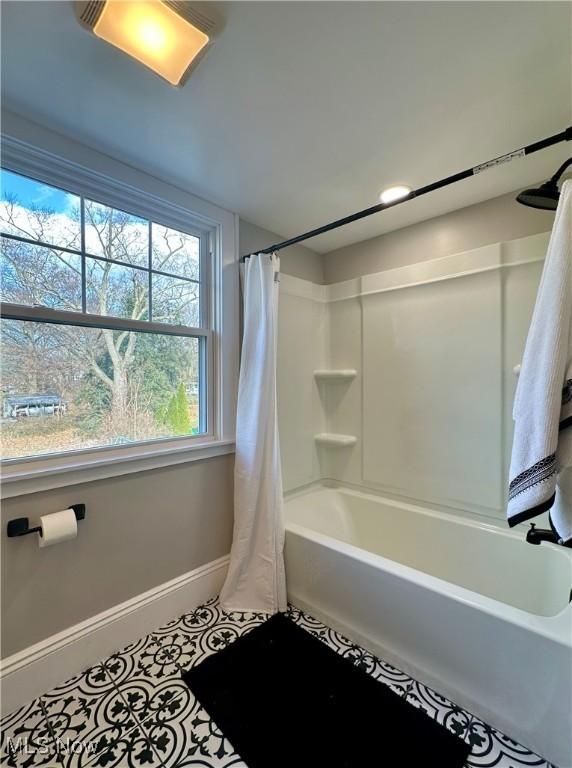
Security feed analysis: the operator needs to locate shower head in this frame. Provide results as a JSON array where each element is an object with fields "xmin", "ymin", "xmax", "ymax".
[
  {"xmin": 516, "ymin": 158, "xmax": 572, "ymax": 210},
  {"xmin": 516, "ymin": 180, "xmax": 560, "ymax": 210}
]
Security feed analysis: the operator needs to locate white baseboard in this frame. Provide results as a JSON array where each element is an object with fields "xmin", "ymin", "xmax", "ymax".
[{"xmin": 1, "ymin": 555, "xmax": 229, "ymax": 717}]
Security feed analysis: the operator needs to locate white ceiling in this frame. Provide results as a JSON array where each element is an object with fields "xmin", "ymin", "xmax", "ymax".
[{"xmin": 1, "ymin": 1, "xmax": 571, "ymax": 254}]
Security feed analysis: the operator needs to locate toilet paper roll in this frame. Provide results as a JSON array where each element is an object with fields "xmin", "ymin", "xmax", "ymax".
[{"xmin": 39, "ymin": 508, "xmax": 78, "ymax": 548}]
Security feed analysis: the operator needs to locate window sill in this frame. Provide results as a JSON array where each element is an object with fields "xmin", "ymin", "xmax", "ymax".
[{"xmin": 1, "ymin": 438, "xmax": 235, "ymax": 499}]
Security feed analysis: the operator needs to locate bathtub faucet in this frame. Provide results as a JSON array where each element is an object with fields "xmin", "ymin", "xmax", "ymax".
[{"xmin": 526, "ymin": 522, "xmax": 565, "ymax": 546}]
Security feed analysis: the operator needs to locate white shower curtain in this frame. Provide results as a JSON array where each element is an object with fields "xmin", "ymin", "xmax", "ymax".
[{"xmin": 219, "ymin": 253, "xmax": 287, "ymax": 614}]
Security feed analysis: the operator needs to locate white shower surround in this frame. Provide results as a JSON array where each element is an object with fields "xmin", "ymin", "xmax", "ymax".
[
  {"xmin": 278, "ymin": 231, "xmax": 572, "ymax": 767},
  {"xmin": 284, "ymin": 484, "xmax": 572, "ymax": 768},
  {"xmin": 278, "ymin": 231, "xmax": 551, "ymax": 522}
]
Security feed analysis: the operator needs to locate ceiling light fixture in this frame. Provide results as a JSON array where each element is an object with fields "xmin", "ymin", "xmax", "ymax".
[
  {"xmin": 379, "ymin": 185, "xmax": 412, "ymax": 205},
  {"xmin": 75, "ymin": 1, "xmax": 220, "ymax": 86}
]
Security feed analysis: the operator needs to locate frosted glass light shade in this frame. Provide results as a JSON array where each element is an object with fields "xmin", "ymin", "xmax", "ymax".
[{"xmin": 77, "ymin": 1, "xmax": 216, "ymax": 86}]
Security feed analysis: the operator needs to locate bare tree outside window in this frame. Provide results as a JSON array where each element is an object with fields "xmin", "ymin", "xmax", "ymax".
[{"xmin": 0, "ymin": 169, "xmax": 205, "ymax": 460}]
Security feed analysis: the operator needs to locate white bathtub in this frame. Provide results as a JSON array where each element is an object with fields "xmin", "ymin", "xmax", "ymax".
[{"xmin": 284, "ymin": 485, "xmax": 572, "ymax": 768}]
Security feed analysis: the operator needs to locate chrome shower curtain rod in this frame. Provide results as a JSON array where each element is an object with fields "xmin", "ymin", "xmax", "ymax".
[{"xmin": 240, "ymin": 126, "xmax": 572, "ymax": 262}]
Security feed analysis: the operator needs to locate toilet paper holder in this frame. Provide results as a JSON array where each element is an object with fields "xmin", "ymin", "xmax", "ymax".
[{"xmin": 7, "ymin": 504, "xmax": 86, "ymax": 538}]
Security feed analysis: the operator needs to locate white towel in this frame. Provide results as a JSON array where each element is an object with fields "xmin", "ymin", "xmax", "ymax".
[{"xmin": 507, "ymin": 179, "xmax": 572, "ymax": 543}]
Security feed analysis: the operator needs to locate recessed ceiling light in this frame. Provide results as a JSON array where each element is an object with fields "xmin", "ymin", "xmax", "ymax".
[
  {"xmin": 76, "ymin": 1, "xmax": 220, "ymax": 86},
  {"xmin": 379, "ymin": 185, "xmax": 412, "ymax": 205}
]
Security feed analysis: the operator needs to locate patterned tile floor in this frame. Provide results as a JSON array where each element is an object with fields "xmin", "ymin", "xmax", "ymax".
[{"xmin": 1, "ymin": 598, "xmax": 555, "ymax": 768}]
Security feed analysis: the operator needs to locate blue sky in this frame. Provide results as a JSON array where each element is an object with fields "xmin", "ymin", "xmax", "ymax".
[{"xmin": 0, "ymin": 169, "xmax": 76, "ymax": 213}]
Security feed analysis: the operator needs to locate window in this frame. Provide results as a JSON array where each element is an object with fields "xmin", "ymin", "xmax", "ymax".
[{"xmin": 1, "ymin": 168, "xmax": 211, "ymax": 461}]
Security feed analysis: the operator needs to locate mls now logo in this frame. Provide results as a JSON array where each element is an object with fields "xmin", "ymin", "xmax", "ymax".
[
  {"xmin": 6, "ymin": 736, "xmax": 99, "ymax": 757},
  {"xmin": 5, "ymin": 736, "xmax": 51, "ymax": 757}
]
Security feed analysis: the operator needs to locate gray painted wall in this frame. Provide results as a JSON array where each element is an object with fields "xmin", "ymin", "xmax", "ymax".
[
  {"xmin": 1, "ymin": 455, "xmax": 234, "ymax": 657},
  {"xmin": 239, "ymin": 219, "xmax": 324, "ymax": 284},
  {"xmin": 322, "ymin": 190, "xmax": 556, "ymax": 283}
]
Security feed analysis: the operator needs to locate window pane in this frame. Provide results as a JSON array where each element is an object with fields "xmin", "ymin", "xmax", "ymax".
[
  {"xmin": 152, "ymin": 223, "xmax": 199, "ymax": 280},
  {"xmin": 152, "ymin": 274, "xmax": 200, "ymax": 327},
  {"xmin": 0, "ymin": 169, "xmax": 81, "ymax": 249},
  {"xmin": 1, "ymin": 319, "xmax": 203, "ymax": 459},
  {"xmin": 1, "ymin": 238, "xmax": 82, "ymax": 310},
  {"xmin": 86, "ymin": 258, "xmax": 148, "ymax": 320},
  {"xmin": 84, "ymin": 199, "xmax": 149, "ymax": 267}
]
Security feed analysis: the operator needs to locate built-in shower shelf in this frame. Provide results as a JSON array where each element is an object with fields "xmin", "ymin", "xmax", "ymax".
[
  {"xmin": 314, "ymin": 433, "xmax": 357, "ymax": 447},
  {"xmin": 314, "ymin": 369, "xmax": 357, "ymax": 381}
]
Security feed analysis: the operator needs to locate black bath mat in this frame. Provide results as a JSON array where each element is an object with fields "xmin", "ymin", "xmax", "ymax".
[{"xmin": 183, "ymin": 613, "xmax": 470, "ymax": 768}]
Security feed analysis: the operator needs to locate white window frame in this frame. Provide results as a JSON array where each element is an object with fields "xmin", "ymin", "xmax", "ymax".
[{"xmin": 0, "ymin": 127, "xmax": 238, "ymax": 498}]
